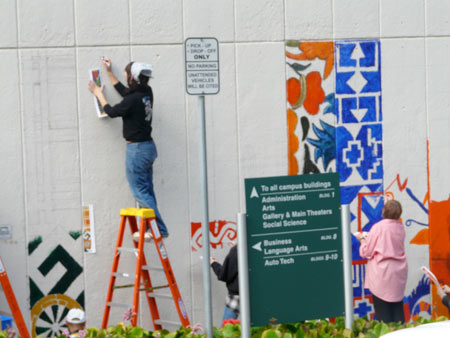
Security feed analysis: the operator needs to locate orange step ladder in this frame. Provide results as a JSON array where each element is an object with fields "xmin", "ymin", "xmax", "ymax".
[
  {"xmin": 102, "ymin": 208, "xmax": 190, "ymax": 330},
  {"xmin": 0, "ymin": 257, "xmax": 30, "ymax": 338}
]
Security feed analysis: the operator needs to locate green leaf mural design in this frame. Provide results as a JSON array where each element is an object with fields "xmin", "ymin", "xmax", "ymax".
[{"xmin": 28, "ymin": 236, "xmax": 43, "ymax": 255}]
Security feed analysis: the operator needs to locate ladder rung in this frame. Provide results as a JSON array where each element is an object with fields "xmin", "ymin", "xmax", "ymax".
[
  {"xmin": 154, "ymin": 319, "xmax": 180, "ymax": 326},
  {"xmin": 140, "ymin": 284, "xmax": 169, "ymax": 292},
  {"xmin": 118, "ymin": 247, "xmax": 138, "ymax": 253},
  {"xmin": 107, "ymin": 302, "xmax": 132, "ymax": 308},
  {"xmin": 147, "ymin": 293, "xmax": 173, "ymax": 299},
  {"xmin": 113, "ymin": 272, "xmax": 135, "ymax": 278},
  {"xmin": 142, "ymin": 265, "xmax": 164, "ymax": 272},
  {"xmin": 103, "ymin": 211, "xmax": 189, "ymax": 329},
  {"xmin": 113, "ymin": 283, "xmax": 168, "ymax": 291}
]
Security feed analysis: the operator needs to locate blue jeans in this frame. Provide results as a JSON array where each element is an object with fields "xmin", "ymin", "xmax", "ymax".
[
  {"xmin": 222, "ymin": 305, "xmax": 238, "ymax": 322},
  {"xmin": 125, "ymin": 141, "xmax": 169, "ymax": 237}
]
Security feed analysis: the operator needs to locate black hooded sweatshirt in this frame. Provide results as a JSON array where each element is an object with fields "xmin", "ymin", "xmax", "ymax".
[{"xmin": 211, "ymin": 245, "xmax": 239, "ymax": 296}]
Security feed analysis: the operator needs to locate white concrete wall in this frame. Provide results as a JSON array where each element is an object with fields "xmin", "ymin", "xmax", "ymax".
[{"xmin": 1, "ymin": 0, "xmax": 450, "ymax": 332}]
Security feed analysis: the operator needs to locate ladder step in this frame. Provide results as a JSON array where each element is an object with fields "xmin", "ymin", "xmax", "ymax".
[
  {"xmin": 102, "ymin": 212, "xmax": 190, "ymax": 329},
  {"xmin": 118, "ymin": 247, "xmax": 138, "ymax": 253},
  {"xmin": 113, "ymin": 272, "xmax": 135, "ymax": 278},
  {"xmin": 139, "ymin": 284, "xmax": 169, "ymax": 292},
  {"xmin": 154, "ymin": 319, "xmax": 180, "ymax": 326},
  {"xmin": 146, "ymin": 293, "xmax": 173, "ymax": 299},
  {"xmin": 142, "ymin": 265, "xmax": 164, "ymax": 272},
  {"xmin": 107, "ymin": 302, "xmax": 132, "ymax": 309}
]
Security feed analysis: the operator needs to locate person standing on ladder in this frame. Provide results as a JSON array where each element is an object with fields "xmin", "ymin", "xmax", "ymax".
[{"xmin": 88, "ymin": 58, "xmax": 169, "ymax": 239}]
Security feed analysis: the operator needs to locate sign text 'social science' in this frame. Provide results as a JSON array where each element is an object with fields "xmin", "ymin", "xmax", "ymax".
[{"xmin": 244, "ymin": 173, "xmax": 344, "ymax": 326}]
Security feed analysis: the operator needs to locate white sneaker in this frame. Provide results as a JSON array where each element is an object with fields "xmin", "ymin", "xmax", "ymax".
[{"xmin": 132, "ymin": 232, "xmax": 153, "ymax": 242}]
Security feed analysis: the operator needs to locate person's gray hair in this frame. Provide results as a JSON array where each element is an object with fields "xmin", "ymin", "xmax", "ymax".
[{"xmin": 382, "ymin": 200, "xmax": 402, "ymax": 220}]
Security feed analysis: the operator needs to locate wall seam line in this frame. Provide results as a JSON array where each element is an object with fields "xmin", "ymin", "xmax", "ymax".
[
  {"xmin": 128, "ymin": 0, "xmax": 133, "ymax": 61},
  {"xmin": 424, "ymin": 0, "xmax": 430, "ymax": 143},
  {"xmin": 8, "ymin": 36, "xmax": 450, "ymax": 50},
  {"xmin": 71, "ymin": 0, "xmax": 87, "ymax": 312},
  {"xmin": 15, "ymin": 0, "xmax": 30, "ymax": 325},
  {"xmin": 233, "ymin": 0, "xmax": 244, "ymax": 212},
  {"xmin": 283, "ymin": 0, "xmax": 288, "ymax": 171},
  {"xmin": 423, "ymin": 0, "xmax": 433, "ymax": 301},
  {"xmin": 180, "ymin": 0, "xmax": 195, "ymax": 322},
  {"xmin": 378, "ymin": 0, "xmax": 382, "ymax": 38},
  {"xmin": 331, "ymin": 0, "xmax": 335, "ymax": 40}
]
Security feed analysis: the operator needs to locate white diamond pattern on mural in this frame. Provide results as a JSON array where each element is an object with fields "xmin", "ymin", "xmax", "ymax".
[{"xmin": 347, "ymin": 71, "xmax": 367, "ymax": 94}]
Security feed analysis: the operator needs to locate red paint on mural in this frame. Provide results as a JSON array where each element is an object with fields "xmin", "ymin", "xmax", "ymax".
[
  {"xmin": 303, "ymin": 72, "xmax": 325, "ymax": 115},
  {"xmin": 190, "ymin": 220, "xmax": 237, "ymax": 251},
  {"xmin": 410, "ymin": 228, "xmax": 429, "ymax": 245},
  {"xmin": 385, "ymin": 174, "xmax": 408, "ymax": 192},
  {"xmin": 287, "ymin": 108, "xmax": 299, "ymax": 175},
  {"xmin": 429, "ymin": 196, "xmax": 450, "ymax": 318},
  {"xmin": 357, "ymin": 192, "xmax": 383, "ymax": 232}
]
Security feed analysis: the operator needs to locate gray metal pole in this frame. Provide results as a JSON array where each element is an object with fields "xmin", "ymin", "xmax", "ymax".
[
  {"xmin": 341, "ymin": 204, "xmax": 353, "ymax": 330},
  {"xmin": 198, "ymin": 95, "xmax": 213, "ymax": 337},
  {"xmin": 237, "ymin": 213, "xmax": 250, "ymax": 338}
]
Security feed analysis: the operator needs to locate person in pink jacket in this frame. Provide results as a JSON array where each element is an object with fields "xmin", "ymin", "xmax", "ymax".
[{"xmin": 356, "ymin": 199, "xmax": 408, "ymax": 323}]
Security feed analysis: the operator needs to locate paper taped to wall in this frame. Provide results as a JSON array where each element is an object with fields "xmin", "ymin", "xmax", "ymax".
[
  {"xmin": 82, "ymin": 205, "xmax": 97, "ymax": 254},
  {"xmin": 89, "ymin": 69, "xmax": 107, "ymax": 118}
]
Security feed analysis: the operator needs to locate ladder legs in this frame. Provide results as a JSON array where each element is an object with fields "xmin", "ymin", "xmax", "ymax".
[
  {"xmin": 102, "ymin": 209, "xmax": 190, "ymax": 330},
  {"xmin": 128, "ymin": 217, "xmax": 162, "ymax": 330},
  {"xmin": 102, "ymin": 216, "xmax": 127, "ymax": 329},
  {"xmin": 0, "ymin": 258, "xmax": 30, "ymax": 338},
  {"xmin": 131, "ymin": 217, "xmax": 146, "ymax": 327},
  {"xmin": 147, "ymin": 220, "xmax": 190, "ymax": 327}
]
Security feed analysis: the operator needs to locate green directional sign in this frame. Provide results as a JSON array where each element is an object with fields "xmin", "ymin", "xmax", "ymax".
[{"xmin": 244, "ymin": 173, "xmax": 344, "ymax": 326}]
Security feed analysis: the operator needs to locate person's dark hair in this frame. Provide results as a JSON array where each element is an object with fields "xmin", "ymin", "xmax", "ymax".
[
  {"xmin": 382, "ymin": 200, "xmax": 402, "ymax": 220},
  {"xmin": 125, "ymin": 61, "xmax": 150, "ymax": 92}
]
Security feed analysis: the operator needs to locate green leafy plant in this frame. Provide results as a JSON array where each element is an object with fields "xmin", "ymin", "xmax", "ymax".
[{"xmin": 9, "ymin": 316, "xmax": 449, "ymax": 338}]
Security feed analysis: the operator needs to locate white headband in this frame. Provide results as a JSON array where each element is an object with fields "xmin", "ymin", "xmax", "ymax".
[{"xmin": 131, "ymin": 62, "xmax": 153, "ymax": 83}]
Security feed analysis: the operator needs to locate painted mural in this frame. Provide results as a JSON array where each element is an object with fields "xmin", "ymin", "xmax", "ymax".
[
  {"xmin": 384, "ymin": 174, "xmax": 431, "ymax": 321},
  {"xmin": 285, "ymin": 40, "xmax": 434, "ymax": 320},
  {"xmin": 190, "ymin": 220, "xmax": 237, "ymax": 251},
  {"xmin": 20, "ymin": 52, "xmax": 86, "ymax": 338},
  {"xmin": 286, "ymin": 41, "xmax": 336, "ymax": 175},
  {"xmin": 28, "ymin": 236, "xmax": 84, "ymax": 338},
  {"xmin": 429, "ymin": 196, "xmax": 450, "ymax": 318}
]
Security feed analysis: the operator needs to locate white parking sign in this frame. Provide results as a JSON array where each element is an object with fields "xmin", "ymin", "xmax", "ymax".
[{"xmin": 185, "ymin": 38, "xmax": 220, "ymax": 95}]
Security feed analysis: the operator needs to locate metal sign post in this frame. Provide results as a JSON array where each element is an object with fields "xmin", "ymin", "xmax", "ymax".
[
  {"xmin": 237, "ymin": 213, "xmax": 250, "ymax": 338},
  {"xmin": 341, "ymin": 204, "xmax": 354, "ymax": 329},
  {"xmin": 185, "ymin": 37, "xmax": 220, "ymax": 338}
]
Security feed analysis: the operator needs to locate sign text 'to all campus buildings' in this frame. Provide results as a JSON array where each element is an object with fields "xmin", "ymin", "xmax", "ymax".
[{"xmin": 245, "ymin": 173, "xmax": 345, "ymax": 326}]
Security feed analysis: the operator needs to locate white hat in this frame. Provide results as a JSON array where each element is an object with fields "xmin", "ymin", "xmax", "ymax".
[
  {"xmin": 66, "ymin": 308, "xmax": 86, "ymax": 324},
  {"xmin": 131, "ymin": 62, "xmax": 153, "ymax": 83}
]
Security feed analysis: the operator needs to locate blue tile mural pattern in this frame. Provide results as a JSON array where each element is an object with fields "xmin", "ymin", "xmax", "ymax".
[
  {"xmin": 335, "ymin": 40, "xmax": 384, "ymax": 318},
  {"xmin": 286, "ymin": 39, "xmax": 431, "ymax": 320}
]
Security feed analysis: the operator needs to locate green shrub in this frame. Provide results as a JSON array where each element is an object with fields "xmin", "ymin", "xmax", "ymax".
[{"xmin": 4, "ymin": 316, "xmax": 449, "ymax": 338}]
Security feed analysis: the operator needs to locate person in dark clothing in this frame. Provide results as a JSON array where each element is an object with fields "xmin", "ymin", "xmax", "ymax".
[
  {"xmin": 88, "ymin": 58, "xmax": 168, "ymax": 239},
  {"xmin": 210, "ymin": 244, "xmax": 239, "ymax": 322},
  {"xmin": 437, "ymin": 284, "xmax": 450, "ymax": 309}
]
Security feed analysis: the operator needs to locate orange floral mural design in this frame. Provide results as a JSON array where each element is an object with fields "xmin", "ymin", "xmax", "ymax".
[
  {"xmin": 286, "ymin": 77, "xmax": 304, "ymax": 109},
  {"xmin": 287, "ymin": 108, "xmax": 299, "ymax": 175},
  {"xmin": 303, "ymin": 72, "xmax": 325, "ymax": 115},
  {"xmin": 286, "ymin": 41, "xmax": 334, "ymax": 79},
  {"xmin": 429, "ymin": 197, "xmax": 450, "ymax": 318},
  {"xmin": 285, "ymin": 41, "xmax": 335, "ymax": 175}
]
